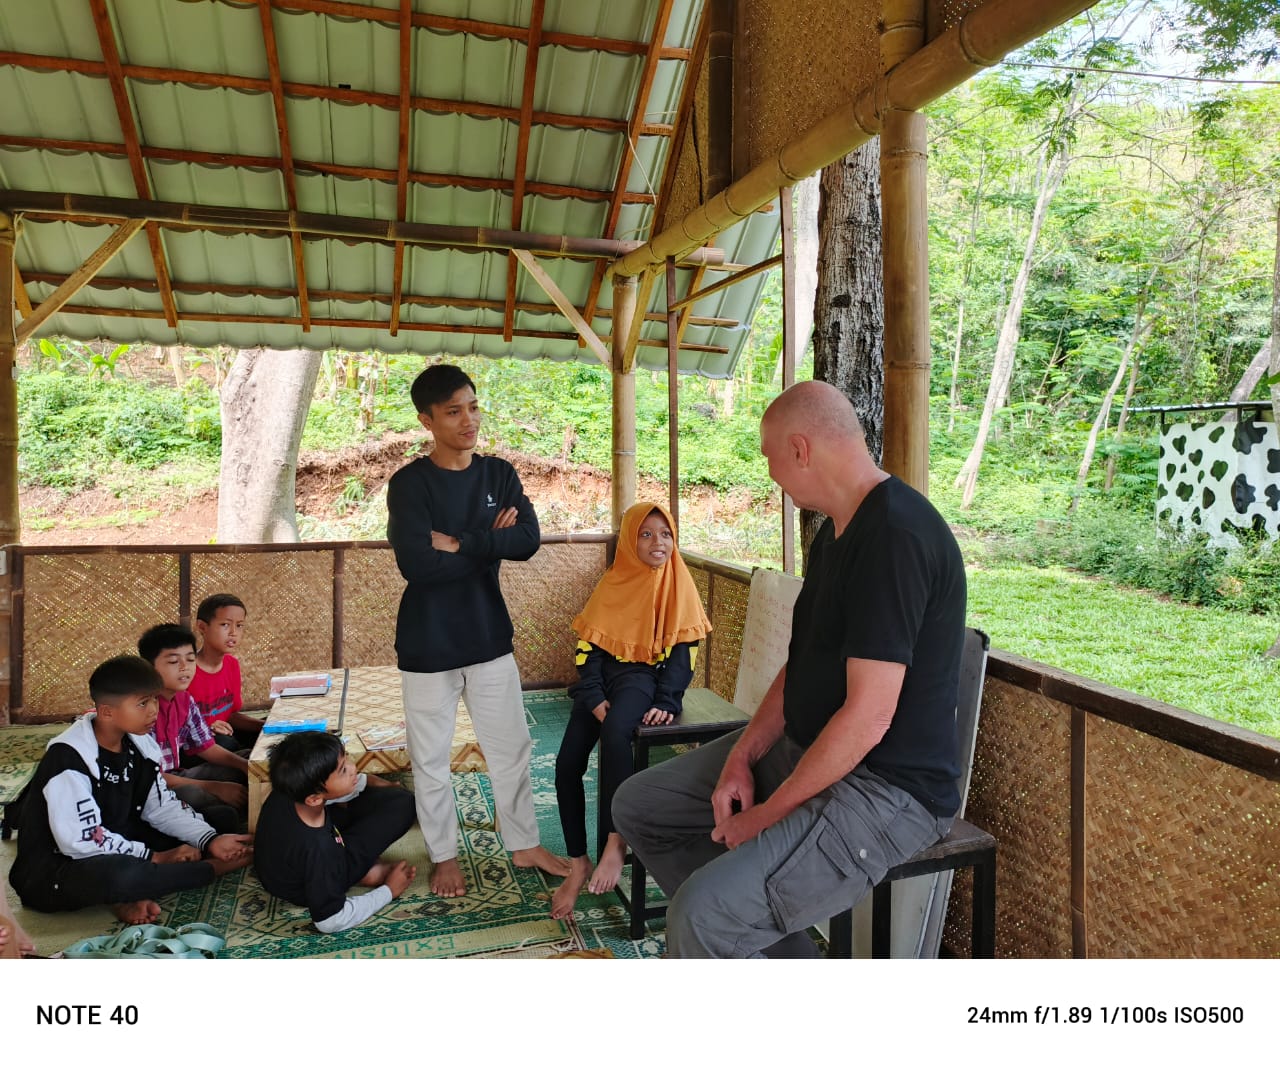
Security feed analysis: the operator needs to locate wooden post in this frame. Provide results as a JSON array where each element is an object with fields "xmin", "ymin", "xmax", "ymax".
[
  {"xmin": 880, "ymin": 2, "xmax": 930, "ymax": 493},
  {"xmin": 666, "ymin": 257, "xmax": 680, "ymax": 529},
  {"xmin": 707, "ymin": 0, "xmax": 735, "ymax": 198},
  {"xmin": 780, "ymin": 187, "xmax": 797, "ymax": 574},
  {"xmin": 611, "ymin": 274, "xmax": 638, "ymax": 532},
  {"xmin": 0, "ymin": 212, "xmax": 19, "ymax": 549}
]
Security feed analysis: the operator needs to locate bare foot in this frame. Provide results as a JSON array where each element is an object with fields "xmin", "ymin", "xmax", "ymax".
[
  {"xmin": 512, "ymin": 845, "xmax": 572, "ymax": 878},
  {"xmin": 360, "ymin": 859, "xmax": 395, "ymax": 887},
  {"xmin": 550, "ymin": 856, "xmax": 592, "ymax": 920},
  {"xmin": 111, "ymin": 900, "xmax": 161, "ymax": 925},
  {"xmin": 587, "ymin": 834, "xmax": 627, "ymax": 895},
  {"xmin": 430, "ymin": 857, "xmax": 467, "ymax": 897}
]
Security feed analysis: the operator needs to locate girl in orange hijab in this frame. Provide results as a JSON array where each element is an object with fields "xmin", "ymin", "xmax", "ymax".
[{"xmin": 551, "ymin": 501, "xmax": 711, "ymax": 920}]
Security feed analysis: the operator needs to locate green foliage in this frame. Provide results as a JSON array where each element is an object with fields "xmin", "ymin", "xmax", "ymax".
[{"xmin": 18, "ymin": 371, "xmax": 221, "ymax": 489}]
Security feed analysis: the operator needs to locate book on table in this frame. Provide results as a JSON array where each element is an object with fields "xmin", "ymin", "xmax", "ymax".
[
  {"xmin": 359, "ymin": 723, "xmax": 408, "ymax": 752},
  {"xmin": 269, "ymin": 673, "xmax": 332, "ymax": 699},
  {"xmin": 262, "ymin": 718, "xmax": 329, "ymax": 735}
]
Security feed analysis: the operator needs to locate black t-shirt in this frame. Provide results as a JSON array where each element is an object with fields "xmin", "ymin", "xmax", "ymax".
[
  {"xmin": 253, "ymin": 791, "xmax": 352, "ymax": 923},
  {"xmin": 96, "ymin": 744, "xmax": 143, "ymax": 831},
  {"xmin": 386, "ymin": 454, "xmax": 540, "ymax": 673},
  {"xmin": 783, "ymin": 476, "xmax": 966, "ymax": 816}
]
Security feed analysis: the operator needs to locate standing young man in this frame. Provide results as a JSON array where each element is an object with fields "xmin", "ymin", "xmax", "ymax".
[{"xmin": 387, "ymin": 364, "xmax": 569, "ymax": 897}]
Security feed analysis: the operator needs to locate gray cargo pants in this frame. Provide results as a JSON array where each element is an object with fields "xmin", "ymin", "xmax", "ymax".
[{"xmin": 612, "ymin": 729, "xmax": 951, "ymax": 958}]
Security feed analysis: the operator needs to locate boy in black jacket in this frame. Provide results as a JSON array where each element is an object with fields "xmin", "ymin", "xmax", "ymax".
[
  {"xmin": 8, "ymin": 656, "xmax": 252, "ymax": 925},
  {"xmin": 386, "ymin": 364, "xmax": 569, "ymax": 897}
]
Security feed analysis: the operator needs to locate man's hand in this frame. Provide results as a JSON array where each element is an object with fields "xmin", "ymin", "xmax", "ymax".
[
  {"xmin": 430, "ymin": 531, "xmax": 461, "ymax": 553},
  {"xmin": 641, "ymin": 707, "xmax": 674, "ymax": 726},
  {"xmin": 711, "ymin": 801, "xmax": 778, "ymax": 850},
  {"xmin": 206, "ymin": 834, "xmax": 253, "ymax": 861},
  {"xmin": 591, "ymin": 700, "xmax": 610, "ymax": 723},
  {"xmin": 491, "ymin": 507, "xmax": 518, "ymax": 529},
  {"xmin": 710, "ymin": 754, "xmax": 755, "ymax": 830},
  {"xmin": 153, "ymin": 845, "xmax": 200, "ymax": 864},
  {"xmin": 210, "ymin": 720, "xmax": 234, "ymax": 736},
  {"xmin": 205, "ymin": 781, "xmax": 247, "ymax": 809},
  {"xmin": 386, "ymin": 861, "xmax": 417, "ymax": 899}
]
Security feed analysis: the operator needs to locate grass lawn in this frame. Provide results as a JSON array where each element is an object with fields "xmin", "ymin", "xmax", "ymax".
[{"xmin": 966, "ymin": 561, "xmax": 1280, "ymax": 739}]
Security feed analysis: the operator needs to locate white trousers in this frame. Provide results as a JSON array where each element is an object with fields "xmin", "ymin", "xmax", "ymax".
[{"xmin": 400, "ymin": 653, "xmax": 539, "ymax": 861}]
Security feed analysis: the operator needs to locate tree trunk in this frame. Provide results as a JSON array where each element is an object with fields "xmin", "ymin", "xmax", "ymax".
[
  {"xmin": 216, "ymin": 347, "xmax": 322, "ymax": 543},
  {"xmin": 954, "ymin": 150, "xmax": 1067, "ymax": 508},
  {"xmin": 1269, "ymin": 201, "xmax": 1280, "ymax": 418},
  {"xmin": 1070, "ymin": 272, "xmax": 1157, "ymax": 513},
  {"xmin": 164, "ymin": 345, "xmax": 185, "ymax": 388},
  {"xmin": 1104, "ymin": 351, "xmax": 1141, "ymax": 491},
  {"xmin": 947, "ymin": 301, "xmax": 964, "ymax": 434},
  {"xmin": 801, "ymin": 140, "xmax": 883, "ymax": 563}
]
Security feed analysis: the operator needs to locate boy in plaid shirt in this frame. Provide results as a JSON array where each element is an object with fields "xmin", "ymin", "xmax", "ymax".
[{"xmin": 140, "ymin": 623, "xmax": 249, "ymax": 833}]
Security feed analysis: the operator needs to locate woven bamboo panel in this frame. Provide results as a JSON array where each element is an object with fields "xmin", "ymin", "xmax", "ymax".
[
  {"xmin": 949, "ymin": 677, "xmax": 1073, "ymax": 956},
  {"xmin": 340, "ymin": 547, "xmax": 402, "ymax": 667},
  {"xmin": 690, "ymin": 565, "xmax": 712, "ymax": 688},
  {"xmin": 190, "ymin": 550, "xmax": 334, "ymax": 710},
  {"xmin": 22, "ymin": 552, "xmax": 180, "ymax": 717},
  {"xmin": 503, "ymin": 542, "xmax": 608, "ymax": 685},
  {"xmin": 1084, "ymin": 715, "xmax": 1280, "ymax": 957},
  {"xmin": 707, "ymin": 571, "xmax": 749, "ymax": 702},
  {"xmin": 738, "ymin": 0, "xmax": 878, "ymax": 175}
]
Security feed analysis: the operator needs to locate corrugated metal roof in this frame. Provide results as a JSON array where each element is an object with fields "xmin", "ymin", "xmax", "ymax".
[{"xmin": 0, "ymin": 0, "xmax": 780, "ymax": 376}]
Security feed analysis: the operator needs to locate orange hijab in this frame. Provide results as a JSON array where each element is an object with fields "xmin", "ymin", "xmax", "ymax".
[{"xmin": 572, "ymin": 501, "xmax": 711, "ymax": 663}]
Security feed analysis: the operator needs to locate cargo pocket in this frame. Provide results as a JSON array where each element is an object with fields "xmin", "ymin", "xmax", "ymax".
[{"xmin": 765, "ymin": 813, "xmax": 885, "ymax": 935}]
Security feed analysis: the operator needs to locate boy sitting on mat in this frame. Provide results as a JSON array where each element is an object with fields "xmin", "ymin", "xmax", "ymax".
[
  {"xmin": 254, "ymin": 732, "xmax": 418, "ymax": 933},
  {"xmin": 8, "ymin": 655, "xmax": 253, "ymax": 926}
]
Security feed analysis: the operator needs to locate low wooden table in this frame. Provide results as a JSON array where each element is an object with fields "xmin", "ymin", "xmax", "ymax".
[{"xmin": 246, "ymin": 666, "xmax": 486, "ymax": 832}]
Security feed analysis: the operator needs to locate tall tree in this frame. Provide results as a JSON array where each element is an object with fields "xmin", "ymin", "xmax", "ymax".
[
  {"xmin": 217, "ymin": 347, "xmax": 322, "ymax": 542},
  {"xmin": 803, "ymin": 140, "xmax": 883, "ymax": 558}
]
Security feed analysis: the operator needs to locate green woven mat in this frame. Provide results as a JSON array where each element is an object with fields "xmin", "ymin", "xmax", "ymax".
[{"xmin": 0, "ymin": 724, "xmax": 61, "ymax": 805}]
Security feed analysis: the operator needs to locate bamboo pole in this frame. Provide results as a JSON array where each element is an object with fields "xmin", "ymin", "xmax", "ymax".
[
  {"xmin": 880, "ymin": 2, "xmax": 930, "ymax": 493},
  {"xmin": 0, "ymin": 212, "xmax": 18, "ymax": 549},
  {"xmin": 611, "ymin": 275, "xmax": 638, "ymax": 532},
  {"xmin": 707, "ymin": 0, "xmax": 735, "ymax": 197},
  {"xmin": 780, "ymin": 188, "xmax": 797, "ymax": 574},
  {"xmin": 613, "ymin": 0, "xmax": 1095, "ymax": 277},
  {"xmin": 512, "ymin": 248, "xmax": 610, "ymax": 364},
  {"xmin": 667, "ymin": 254, "xmax": 782, "ymax": 312},
  {"xmin": 0, "ymin": 190, "xmax": 726, "ymax": 267},
  {"xmin": 666, "ymin": 257, "xmax": 680, "ymax": 529}
]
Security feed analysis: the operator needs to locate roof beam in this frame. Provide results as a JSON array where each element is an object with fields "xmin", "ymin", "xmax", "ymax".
[
  {"xmin": 269, "ymin": 1, "xmax": 692, "ymax": 60},
  {"xmin": 256, "ymin": 0, "xmax": 311, "ymax": 331},
  {"xmin": 0, "ymin": 135, "xmax": 654, "ymax": 207},
  {"xmin": 50, "ymin": 302, "xmax": 731, "ymax": 355},
  {"xmin": 652, "ymin": 8, "xmax": 712, "ymax": 232},
  {"xmin": 0, "ymin": 191, "xmax": 726, "ymax": 266},
  {"xmin": 87, "ymin": 0, "xmax": 179, "ymax": 329},
  {"xmin": 512, "ymin": 249, "xmax": 609, "ymax": 366},
  {"xmin": 668, "ymin": 254, "xmax": 782, "ymax": 312},
  {"xmin": 17, "ymin": 270, "xmax": 740, "ymax": 329},
  {"xmin": 15, "ymin": 219, "xmax": 145, "ymax": 344},
  {"xmin": 0, "ymin": 53, "xmax": 673, "ymax": 138},
  {"xmin": 503, "ymin": 0, "xmax": 546, "ymax": 342},
  {"xmin": 580, "ymin": 0, "xmax": 676, "ymax": 341},
  {"xmin": 389, "ymin": 0, "xmax": 413, "ymax": 337}
]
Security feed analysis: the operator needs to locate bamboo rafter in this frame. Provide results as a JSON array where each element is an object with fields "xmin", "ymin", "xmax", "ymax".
[
  {"xmin": 390, "ymin": 0, "xmax": 414, "ymax": 337},
  {"xmin": 0, "ymin": 136, "xmax": 655, "ymax": 209},
  {"xmin": 256, "ymin": 0, "xmax": 312, "ymax": 331},
  {"xmin": 0, "ymin": 53, "xmax": 674, "ymax": 140},
  {"xmin": 504, "ymin": 0, "xmax": 547, "ymax": 343},
  {"xmin": 579, "ymin": 0, "xmax": 677, "ymax": 343},
  {"xmin": 86, "ymin": 0, "xmax": 179, "ymax": 329}
]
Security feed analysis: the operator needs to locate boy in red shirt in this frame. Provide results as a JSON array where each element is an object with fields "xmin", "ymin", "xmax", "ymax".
[{"xmin": 190, "ymin": 593, "xmax": 262, "ymax": 750}]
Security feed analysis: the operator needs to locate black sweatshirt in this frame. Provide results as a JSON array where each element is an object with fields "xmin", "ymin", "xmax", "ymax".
[{"xmin": 386, "ymin": 453, "xmax": 539, "ymax": 673}]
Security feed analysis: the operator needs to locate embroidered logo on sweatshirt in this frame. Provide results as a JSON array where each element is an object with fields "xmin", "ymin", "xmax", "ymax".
[{"xmin": 486, "ymin": 493, "xmax": 497, "ymax": 508}]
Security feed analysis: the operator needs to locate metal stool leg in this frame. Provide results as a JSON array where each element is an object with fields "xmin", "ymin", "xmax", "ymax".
[
  {"xmin": 971, "ymin": 849, "xmax": 997, "ymax": 957},
  {"xmin": 871, "ymin": 881, "xmax": 893, "ymax": 958}
]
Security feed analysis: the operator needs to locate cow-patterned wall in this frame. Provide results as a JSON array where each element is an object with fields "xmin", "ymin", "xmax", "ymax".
[{"xmin": 1157, "ymin": 418, "xmax": 1280, "ymax": 546}]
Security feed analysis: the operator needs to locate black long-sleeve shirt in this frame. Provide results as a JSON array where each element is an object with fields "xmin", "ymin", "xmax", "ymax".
[
  {"xmin": 567, "ymin": 640, "xmax": 697, "ymax": 716},
  {"xmin": 386, "ymin": 453, "xmax": 539, "ymax": 673}
]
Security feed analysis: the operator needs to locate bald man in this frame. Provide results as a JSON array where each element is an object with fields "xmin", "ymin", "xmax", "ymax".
[{"xmin": 612, "ymin": 380, "xmax": 967, "ymax": 957}]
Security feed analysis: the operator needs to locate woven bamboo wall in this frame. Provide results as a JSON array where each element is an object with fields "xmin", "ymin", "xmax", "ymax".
[
  {"xmin": 683, "ymin": 556, "xmax": 751, "ymax": 701},
  {"xmin": 1084, "ymin": 716, "xmax": 1280, "ymax": 957},
  {"xmin": 947, "ymin": 676, "xmax": 1074, "ymax": 956},
  {"xmin": 8, "ymin": 539, "xmax": 611, "ymax": 719}
]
